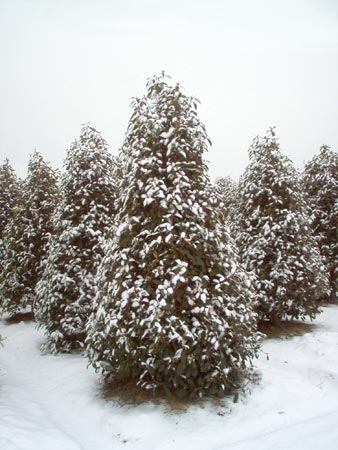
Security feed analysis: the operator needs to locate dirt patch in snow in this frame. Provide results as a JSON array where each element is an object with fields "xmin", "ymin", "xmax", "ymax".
[
  {"xmin": 4, "ymin": 311, "xmax": 35, "ymax": 324},
  {"xmin": 98, "ymin": 377, "xmax": 207, "ymax": 411},
  {"xmin": 97, "ymin": 376, "xmax": 246, "ymax": 413},
  {"xmin": 258, "ymin": 320, "xmax": 315, "ymax": 339}
]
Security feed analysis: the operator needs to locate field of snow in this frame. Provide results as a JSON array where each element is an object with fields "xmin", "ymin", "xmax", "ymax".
[{"xmin": 1, "ymin": 305, "xmax": 338, "ymax": 450}]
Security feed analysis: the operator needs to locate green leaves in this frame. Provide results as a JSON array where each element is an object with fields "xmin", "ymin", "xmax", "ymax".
[
  {"xmin": 303, "ymin": 145, "xmax": 338, "ymax": 301},
  {"xmin": 238, "ymin": 129, "xmax": 330, "ymax": 321},
  {"xmin": 86, "ymin": 74, "xmax": 259, "ymax": 399},
  {"xmin": 34, "ymin": 125, "xmax": 116, "ymax": 353},
  {"xmin": 0, "ymin": 153, "xmax": 59, "ymax": 316}
]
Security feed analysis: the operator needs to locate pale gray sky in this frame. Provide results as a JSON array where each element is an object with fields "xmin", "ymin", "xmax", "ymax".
[{"xmin": 0, "ymin": 0, "xmax": 337, "ymax": 180}]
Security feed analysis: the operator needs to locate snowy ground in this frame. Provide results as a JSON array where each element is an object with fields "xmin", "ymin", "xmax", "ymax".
[{"xmin": 1, "ymin": 305, "xmax": 338, "ymax": 450}]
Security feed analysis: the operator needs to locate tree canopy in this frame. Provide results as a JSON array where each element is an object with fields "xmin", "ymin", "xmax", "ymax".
[{"xmin": 86, "ymin": 74, "xmax": 260, "ymax": 398}]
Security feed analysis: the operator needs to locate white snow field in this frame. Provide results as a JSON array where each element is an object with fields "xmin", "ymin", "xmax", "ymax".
[{"xmin": 1, "ymin": 305, "xmax": 338, "ymax": 450}]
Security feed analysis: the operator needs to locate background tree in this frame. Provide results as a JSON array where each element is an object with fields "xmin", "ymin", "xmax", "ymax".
[
  {"xmin": 35, "ymin": 125, "xmax": 116, "ymax": 353},
  {"xmin": 0, "ymin": 159, "xmax": 20, "ymax": 272},
  {"xmin": 0, "ymin": 151, "xmax": 59, "ymax": 316},
  {"xmin": 214, "ymin": 175, "xmax": 239, "ymax": 226},
  {"xmin": 237, "ymin": 128, "xmax": 329, "ymax": 323},
  {"xmin": 86, "ymin": 74, "xmax": 260, "ymax": 399},
  {"xmin": 303, "ymin": 145, "xmax": 338, "ymax": 302}
]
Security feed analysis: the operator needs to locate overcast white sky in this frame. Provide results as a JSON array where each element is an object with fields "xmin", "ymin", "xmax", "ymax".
[{"xmin": 0, "ymin": 0, "xmax": 337, "ymax": 180}]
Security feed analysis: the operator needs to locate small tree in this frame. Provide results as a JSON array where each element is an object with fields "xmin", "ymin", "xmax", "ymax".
[
  {"xmin": 0, "ymin": 151, "xmax": 59, "ymax": 316},
  {"xmin": 0, "ymin": 159, "xmax": 19, "ymax": 344},
  {"xmin": 0, "ymin": 160, "xmax": 20, "ymax": 272},
  {"xmin": 303, "ymin": 145, "xmax": 338, "ymax": 301},
  {"xmin": 86, "ymin": 74, "xmax": 260, "ymax": 399},
  {"xmin": 237, "ymin": 129, "xmax": 329, "ymax": 323},
  {"xmin": 214, "ymin": 176, "xmax": 239, "ymax": 226},
  {"xmin": 35, "ymin": 125, "xmax": 116, "ymax": 353}
]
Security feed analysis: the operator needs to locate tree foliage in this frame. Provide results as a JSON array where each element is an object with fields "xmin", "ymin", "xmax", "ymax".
[
  {"xmin": 303, "ymin": 145, "xmax": 338, "ymax": 301},
  {"xmin": 214, "ymin": 175, "xmax": 239, "ymax": 226},
  {"xmin": 0, "ymin": 159, "xmax": 20, "ymax": 272},
  {"xmin": 0, "ymin": 151, "xmax": 59, "ymax": 315},
  {"xmin": 237, "ymin": 129, "xmax": 329, "ymax": 322},
  {"xmin": 86, "ymin": 74, "xmax": 259, "ymax": 399},
  {"xmin": 35, "ymin": 125, "xmax": 116, "ymax": 353}
]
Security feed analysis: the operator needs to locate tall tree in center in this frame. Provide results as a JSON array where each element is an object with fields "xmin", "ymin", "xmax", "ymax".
[{"xmin": 86, "ymin": 74, "xmax": 259, "ymax": 398}]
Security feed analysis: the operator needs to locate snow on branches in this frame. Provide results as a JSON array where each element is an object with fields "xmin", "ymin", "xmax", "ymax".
[
  {"xmin": 237, "ymin": 128, "xmax": 329, "ymax": 322},
  {"xmin": 0, "ymin": 152, "xmax": 59, "ymax": 316},
  {"xmin": 86, "ymin": 74, "xmax": 260, "ymax": 399},
  {"xmin": 303, "ymin": 145, "xmax": 338, "ymax": 302},
  {"xmin": 35, "ymin": 125, "xmax": 116, "ymax": 353}
]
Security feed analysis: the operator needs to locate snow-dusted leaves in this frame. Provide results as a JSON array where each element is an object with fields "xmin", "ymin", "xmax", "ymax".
[
  {"xmin": 0, "ymin": 152, "xmax": 59, "ymax": 316},
  {"xmin": 0, "ymin": 159, "xmax": 19, "ymax": 274},
  {"xmin": 35, "ymin": 125, "xmax": 116, "ymax": 353},
  {"xmin": 86, "ymin": 74, "xmax": 260, "ymax": 398},
  {"xmin": 237, "ymin": 129, "xmax": 330, "ymax": 322},
  {"xmin": 303, "ymin": 145, "xmax": 338, "ymax": 302}
]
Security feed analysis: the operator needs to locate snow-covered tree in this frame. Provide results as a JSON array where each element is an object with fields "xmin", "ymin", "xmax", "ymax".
[
  {"xmin": 35, "ymin": 125, "xmax": 116, "ymax": 353},
  {"xmin": 237, "ymin": 129, "xmax": 330, "ymax": 323},
  {"xmin": 86, "ymin": 74, "xmax": 260, "ymax": 399},
  {"xmin": 0, "ymin": 160, "xmax": 20, "ymax": 272},
  {"xmin": 0, "ymin": 151, "xmax": 59, "ymax": 316},
  {"xmin": 214, "ymin": 176, "xmax": 239, "ymax": 226},
  {"xmin": 303, "ymin": 145, "xmax": 338, "ymax": 302}
]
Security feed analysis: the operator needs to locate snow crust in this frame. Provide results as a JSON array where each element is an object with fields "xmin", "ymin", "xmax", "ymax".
[{"xmin": 1, "ymin": 305, "xmax": 338, "ymax": 450}]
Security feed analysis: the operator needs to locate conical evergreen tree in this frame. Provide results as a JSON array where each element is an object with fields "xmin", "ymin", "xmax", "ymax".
[
  {"xmin": 35, "ymin": 125, "xmax": 116, "ymax": 353},
  {"xmin": 303, "ymin": 145, "xmax": 338, "ymax": 302},
  {"xmin": 237, "ymin": 129, "xmax": 330, "ymax": 323},
  {"xmin": 214, "ymin": 176, "xmax": 239, "ymax": 226},
  {"xmin": 0, "ymin": 151, "xmax": 59, "ymax": 316},
  {"xmin": 86, "ymin": 74, "xmax": 260, "ymax": 399},
  {"xmin": 0, "ymin": 159, "xmax": 20, "ymax": 272}
]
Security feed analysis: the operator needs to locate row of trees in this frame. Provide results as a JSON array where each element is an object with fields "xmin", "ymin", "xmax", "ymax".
[
  {"xmin": 214, "ymin": 137, "xmax": 337, "ymax": 309},
  {"xmin": 0, "ymin": 74, "xmax": 337, "ymax": 398}
]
